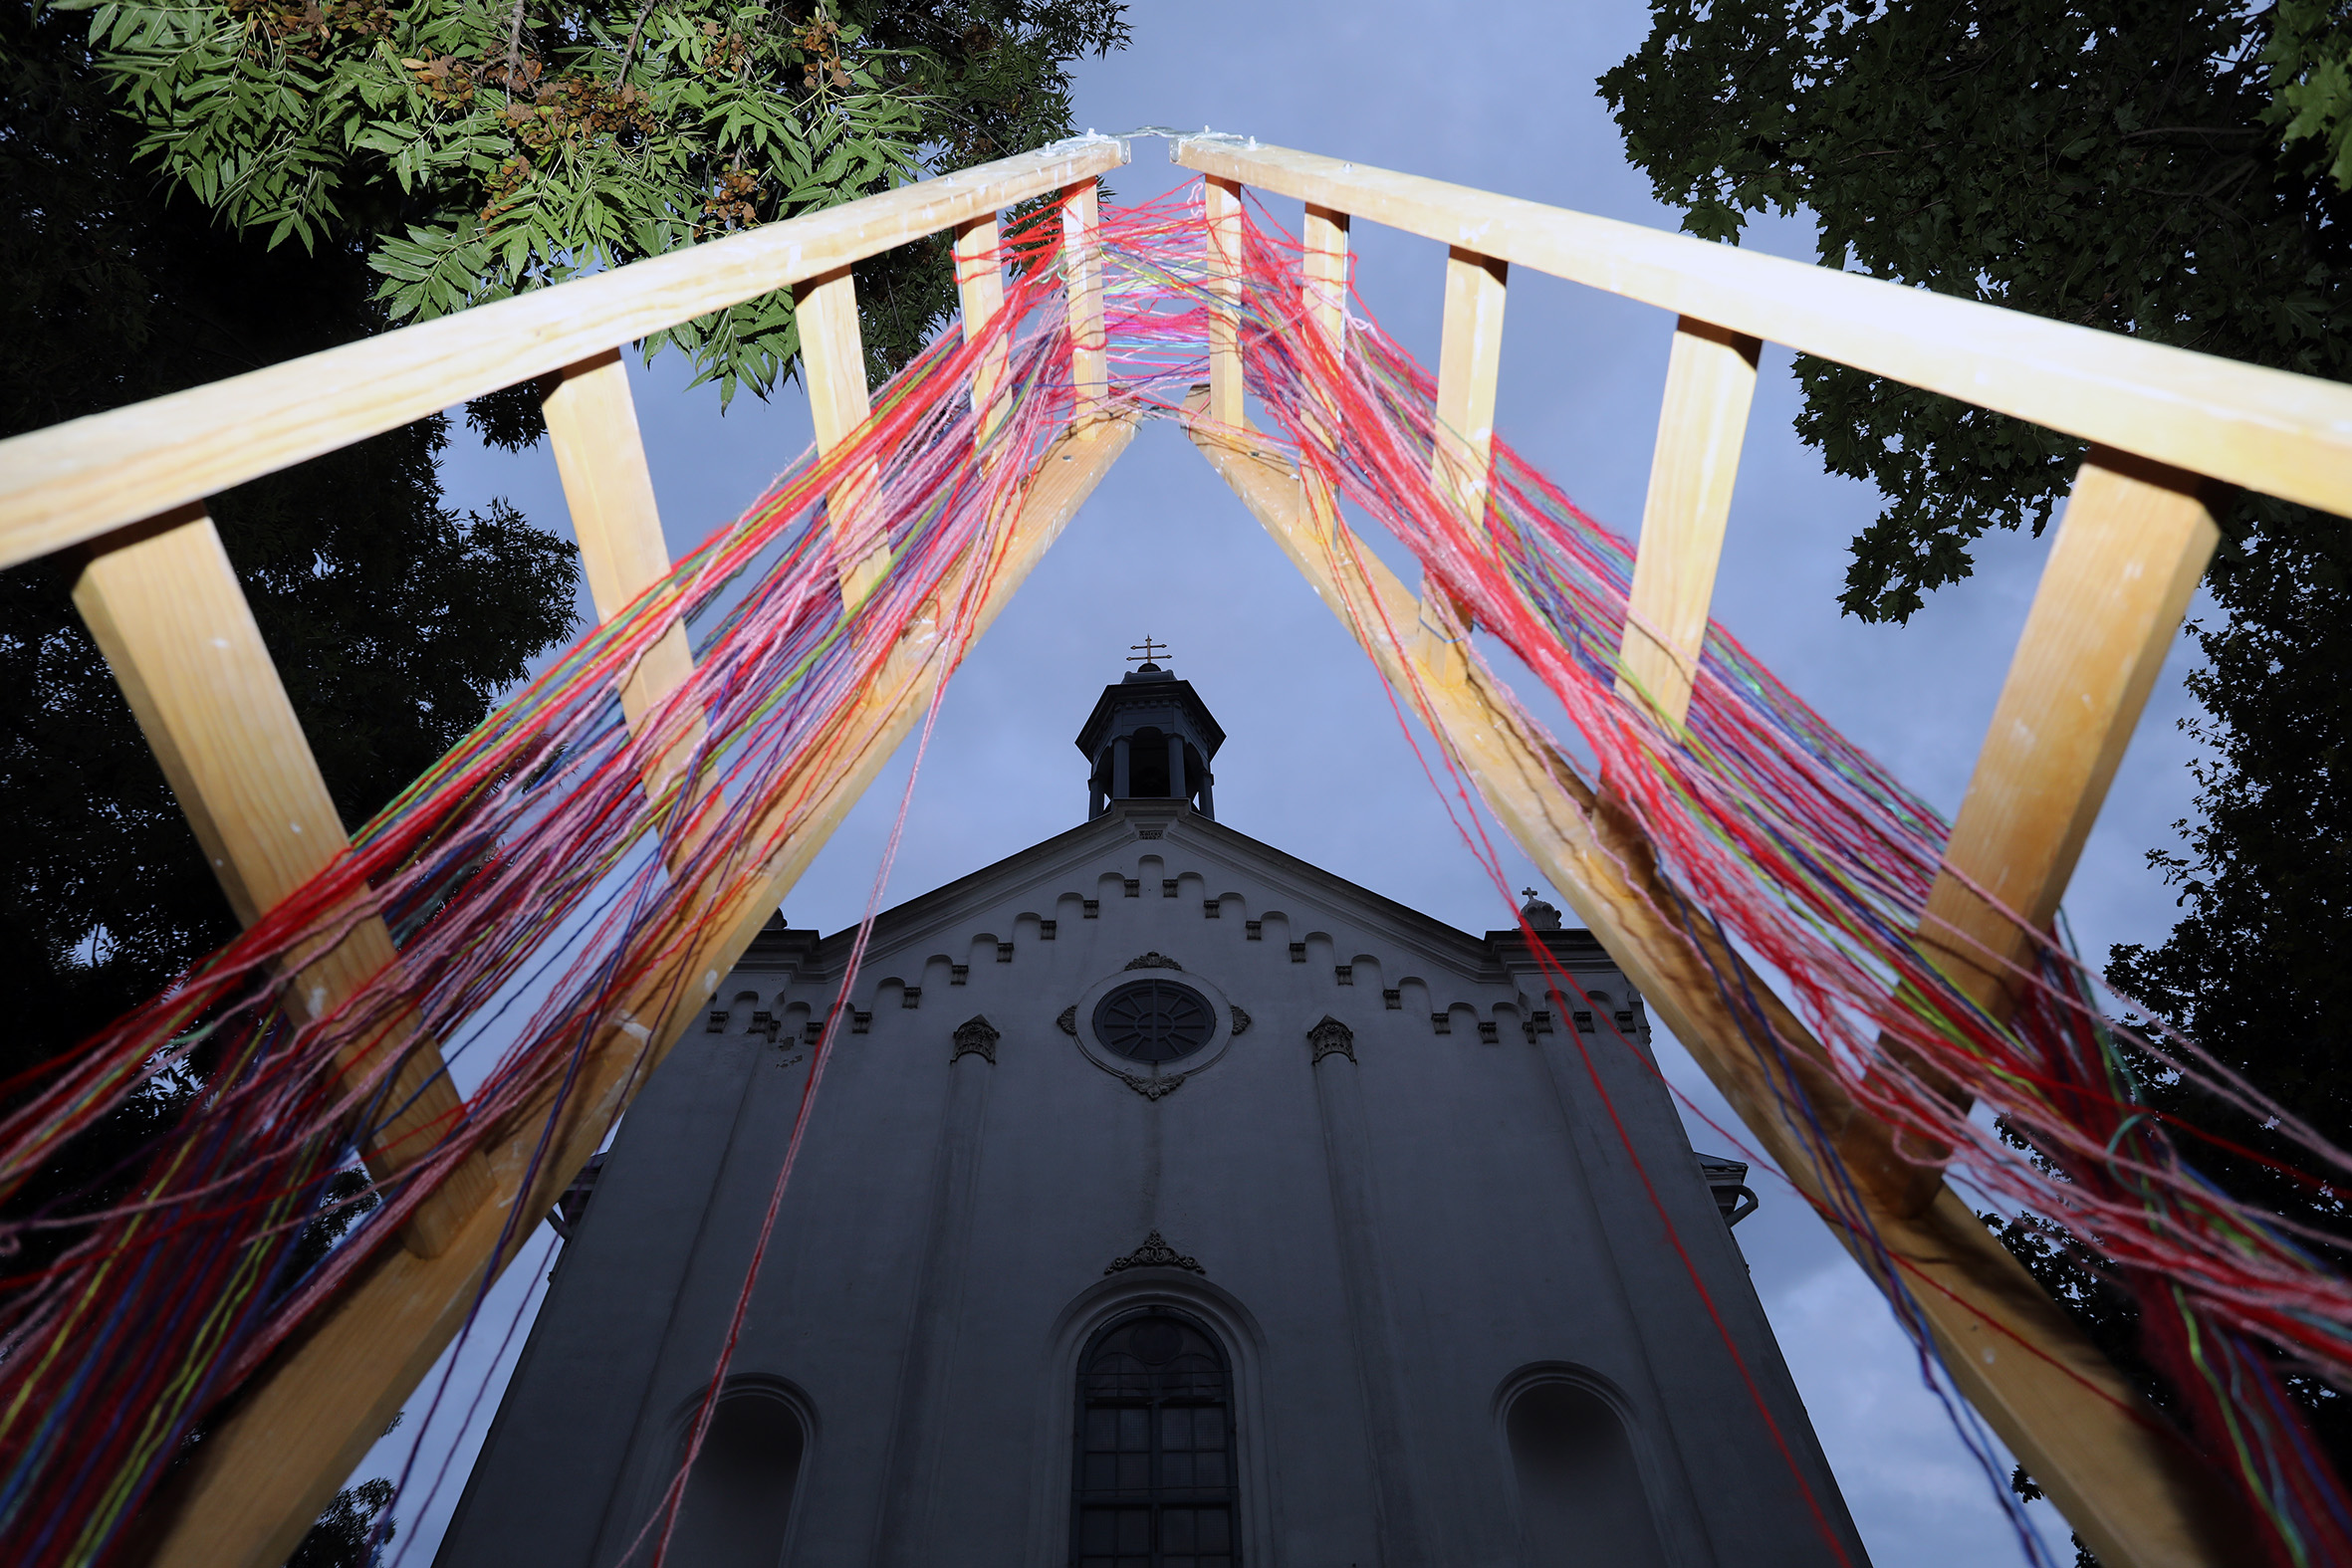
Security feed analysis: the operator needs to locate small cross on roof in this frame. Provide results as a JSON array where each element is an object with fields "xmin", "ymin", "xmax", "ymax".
[{"xmin": 1127, "ymin": 635, "xmax": 1169, "ymax": 666}]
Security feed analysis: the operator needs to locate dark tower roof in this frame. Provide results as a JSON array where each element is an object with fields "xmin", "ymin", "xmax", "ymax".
[{"xmin": 1073, "ymin": 663, "xmax": 1227, "ymax": 762}]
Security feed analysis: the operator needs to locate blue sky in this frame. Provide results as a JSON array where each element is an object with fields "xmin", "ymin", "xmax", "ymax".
[{"xmin": 353, "ymin": 5, "xmax": 2215, "ymax": 1563}]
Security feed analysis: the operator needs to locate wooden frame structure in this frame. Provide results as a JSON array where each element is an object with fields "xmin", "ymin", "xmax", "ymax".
[{"xmin": 5, "ymin": 128, "xmax": 2351, "ymax": 1568}]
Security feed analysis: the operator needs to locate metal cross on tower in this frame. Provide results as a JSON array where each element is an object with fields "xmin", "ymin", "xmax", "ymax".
[{"xmin": 1127, "ymin": 635, "xmax": 1169, "ymax": 666}]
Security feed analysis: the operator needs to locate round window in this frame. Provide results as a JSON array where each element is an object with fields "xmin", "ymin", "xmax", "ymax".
[{"xmin": 1091, "ymin": 978, "xmax": 1216, "ymax": 1064}]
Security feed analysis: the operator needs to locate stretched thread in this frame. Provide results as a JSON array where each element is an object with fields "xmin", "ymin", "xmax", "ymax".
[{"xmin": 0, "ymin": 182, "xmax": 2345, "ymax": 1567}]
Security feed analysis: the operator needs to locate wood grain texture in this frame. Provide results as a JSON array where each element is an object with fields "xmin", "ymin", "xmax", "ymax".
[
  {"xmin": 1416, "ymin": 245, "xmax": 1508, "ymax": 684},
  {"xmin": 1302, "ymin": 204, "xmax": 1350, "ymax": 346},
  {"xmin": 73, "ymin": 508, "xmax": 489, "ymax": 1256},
  {"xmin": 1171, "ymin": 136, "xmax": 2352, "ymax": 517},
  {"xmin": 1063, "ymin": 178, "xmax": 1106, "ymax": 428},
  {"xmin": 1881, "ymin": 450, "xmax": 2224, "ymax": 1197},
  {"xmin": 1182, "ymin": 414, "xmax": 2237, "ymax": 1568},
  {"xmin": 0, "ymin": 136, "xmax": 1126, "ymax": 570},
  {"xmin": 1204, "ymin": 176, "xmax": 1247, "ymax": 429},
  {"xmin": 795, "ymin": 265, "xmax": 887, "ymax": 608},
  {"xmin": 542, "ymin": 350, "xmax": 704, "ymax": 798},
  {"xmin": 1617, "ymin": 317, "xmax": 1762, "ymax": 726},
  {"xmin": 130, "ymin": 410, "xmax": 1142, "ymax": 1568},
  {"xmin": 954, "ymin": 213, "xmax": 1010, "ymax": 447}
]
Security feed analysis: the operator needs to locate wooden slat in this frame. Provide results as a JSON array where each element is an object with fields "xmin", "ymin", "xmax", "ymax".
[
  {"xmin": 1874, "ymin": 449, "xmax": 2223, "ymax": 1212},
  {"xmin": 795, "ymin": 266, "xmax": 887, "ymax": 609},
  {"xmin": 541, "ymin": 349, "xmax": 704, "ymax": 798},
  {"xmin": 1181, "ymin": 412, "xmax": 2236, "ymax": 1568},
  {"xmin": 1204, "ymin": 176, "xmax": 1246, "ymax": 428},
  {"xmin": 1063, "ymin": 177, "xmax": 1107, "ymax": 430},
  {"xmin": 954, "ymin": 213, "xmax": 1010, "ymax": 448},
  {"xmin": 0, "ymin": 136, "xmax": 1127, "ymax": 571},
  {"xmin": 1299, "ymin": 205, "xmax": 1351, "ymax": 553},
  {"xmin": 132, "ymin": 410, "xmax": 1143, "ymax": 1568},
  {"xmin": 72, "ymin": 508, "xmax": 490, "ymax": 1257},
  {"xmin": 1616, "ymin": 317, "xmax": 1763, "ymax": 726},
  {"xmin": 1302, "ymin": 204, "xmax": 1350, "ymax": 345},
  {"xmin": 1170, "ymin": 136, "xmax": 2352, "ymax": 518},
  {"xmin": 1415, "ymin": 246, "xmax": 1508, "ymax": 686}
]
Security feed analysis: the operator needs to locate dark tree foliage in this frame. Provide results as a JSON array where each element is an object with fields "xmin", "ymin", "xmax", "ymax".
[
  {"xmin": 1603, "ymin": 0, "xmax": 2352, "ymax": 1510},
  {"xmin": 1600, "ymin": 0, "xmax": 2351, "ymax": 621}
]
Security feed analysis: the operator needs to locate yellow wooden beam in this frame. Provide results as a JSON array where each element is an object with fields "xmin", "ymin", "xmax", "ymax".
[
  {"xmin": 1180, "ymin": 410, "xmax": 2237, "ymax": 1568},
  {"xmin": 954, "ymin": 212, "xmax": 1010, "ymax": 449},
  {"xmin": 542, "ymin": 349, "xmax": 704, "ymax": 800},
  {"xmin": 1064, "ymin": 177, "xmax": 1107, "ymax": 431},
  {"xmin": 1616, "ymin": 318, "xmax": 1762, "ymax": 726},
  {"xmin": 1204, "ymin": 176, "xmax": 1247, "ymax": 429}
]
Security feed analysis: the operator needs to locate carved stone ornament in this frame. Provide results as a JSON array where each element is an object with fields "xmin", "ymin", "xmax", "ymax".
[
  {"xmin": 1124, "ymin": 952, "xmax": 1184, "ymax": 972},
  {"xmin": 1307, "ymin": 1014, "xmax": 1355, "ymax": 1065},
  {"xmin": 1121, "ymin": 1070, "xmax": 1188, "ymax": 1100},
  {"xmin": 1057, "ymin": 1005, "xmax": 1078, "ymax": 1036},
  {"xmin": 1135, "ymin": 825, "xmax": 1165, "ymax": 840},
  {"xmin": 1103, "ymin": 1230, "xmax": 1205, "ymax": 1275},
  {"xmin": 1229, "ymin": 1005, "xmax": 1252, "ymax": 1036},
  {"xmin": 951, "ymin": 1015, "xmax": 1000, "ymax": 1065}
]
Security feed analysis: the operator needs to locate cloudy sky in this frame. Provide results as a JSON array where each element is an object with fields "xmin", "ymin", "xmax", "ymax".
[{"xmin": 353, "ymin": 4, "xmax": 2215, "ymax": 1563}]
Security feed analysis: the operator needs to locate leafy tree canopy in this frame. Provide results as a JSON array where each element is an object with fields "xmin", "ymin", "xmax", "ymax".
[
  {"xmin": 1600, "ymin": 0, "xmax": 2351, "ymax": 622},
  {"xmin": 65, "ymin": 0, "xmax": 1130, "ymax": 404}
]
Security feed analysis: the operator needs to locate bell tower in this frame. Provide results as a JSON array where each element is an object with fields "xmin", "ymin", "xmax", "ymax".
[{"xmin": 1073, "ymin": 645, "xmax": 1226, "ymax": 820}]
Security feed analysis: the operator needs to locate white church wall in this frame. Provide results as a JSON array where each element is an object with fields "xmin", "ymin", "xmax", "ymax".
[{"xmin": 438, "ymin": 800, "xmax": 1865, "ymax": 1568}]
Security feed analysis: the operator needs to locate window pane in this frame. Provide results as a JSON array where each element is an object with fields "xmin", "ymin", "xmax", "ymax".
[{"xmin": 1072, "ymin": 1312, "xmax": 1241, "ymax": 1566}]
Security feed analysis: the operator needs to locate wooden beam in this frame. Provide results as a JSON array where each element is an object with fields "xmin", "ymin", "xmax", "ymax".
[
  {"xmin": 1876, "ymin": 449, "xmax": 2222, "ymax": 1212},
  {"xmin": 1063, "ymin": 177, "xmax": 1107, "ymax": 431},
  {"xmin": 1169, "ymin": 137, "xmax": 2352, "ymax": 520},
  {"xmin": 795, "ymin": 266, "xmax": 888, "ymax": 610},
  {"xmin": 541, "ymin": 349, "xmax": 704, "ymax": 798},
  {"xmin": 1302, "ymin": 203, "xmax": 1350, "ymax": 346},
  {"xmin": 1299, "ymin": 205, "xmax": 1351, "ymax": 553},
  {"xmin": 72, "ymin": 508, "xmax": 490, "ymax": 1257},
  {"xmin": 1204, "ymin": 176, "xmax": 1246, "ymax": 429},
  {"xmin": 1417, "ymin": 246, "xmax": 1508, "ymax": 684},
  {"xmin": 954, "ymin": 213, "xmax": 1010, "ymax": 449},
  {"xmin": 1180, "ymin": 412, "xmax": 2238, "ymax": 1568},
  {"xmin": 1617, "ymin": 317, "xmax": 1763, "ymax": 726},
  {"xmin": 133, "ymin": 410, "xmax": 1143, "ymax": 1568},
  {"xmin": 0, "ymin": 136, "xmax": 1127, "ymax": 571}
]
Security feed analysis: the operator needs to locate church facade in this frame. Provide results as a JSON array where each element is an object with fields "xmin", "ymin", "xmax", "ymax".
[{"xmin": 439, "ymin": 664, "xmax": 1867, "ymax": 1568}]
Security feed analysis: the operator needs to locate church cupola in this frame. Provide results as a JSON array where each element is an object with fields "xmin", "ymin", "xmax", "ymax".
[{"xmin": 1075, "ymin": 641, "xmax": 1226, "ymax": 821}]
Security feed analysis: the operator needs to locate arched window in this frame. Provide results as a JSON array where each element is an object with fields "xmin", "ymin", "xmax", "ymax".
[
  {"xmin": 670, "ymin": 1385, "xmax": 805, "ymax": 1568},
  {"xmin": 1505, "ymin": 1377, "xmax": 1665, "ymax": 1568},
  {"xmin": 1071, "ymin": 1310, "xmax": 1239, "ymax": 1567}
]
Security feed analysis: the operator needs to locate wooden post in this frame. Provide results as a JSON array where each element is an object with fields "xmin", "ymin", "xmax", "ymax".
[
  {"xmin": 1204, "ymin": 176, "xmax": 1246, "ymax": 428},
  {"xmin": 1298, "ymin": 205, "xmax": 1352, "ymax": 552},
  {"xmin": 1415, "ymin": 246, "xmax": 1507, "ymax": 685},
  {"xmin": 131, "ymin": 411, "xmax": 1145, "ymax": 1568},
  {"xmin": 1180, "ymin": 411, "xmax": 2238, "ymax": 1568},
  {"xmin": 1063, "ymin": 177, "xmax": 1106, "ymax": 432},
  {"xmin": 1302, "ymin": 204, "xmax": 1351, "ymax": 346},
  {"xmin": 542, "ymin": 349, "xmax": 705, "ymax": 800},
  {"xmin": 1616, "ymin": 318, "xmax": 1762, "ymax": 727},
  {"xmin": 795, "ymin": 265, "xmax": 887, "ymax": 610},
  {"xmin": 1881, "ymin": 448, "xmax": 2223, "ymax": 1211},
  {"xmin": 72, "ymin": 507, "xmax": 490, "ymax": 1257},
  {"xmin": 954, "ymin": 213, "xmax": 1010, "ymax": 449}
]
